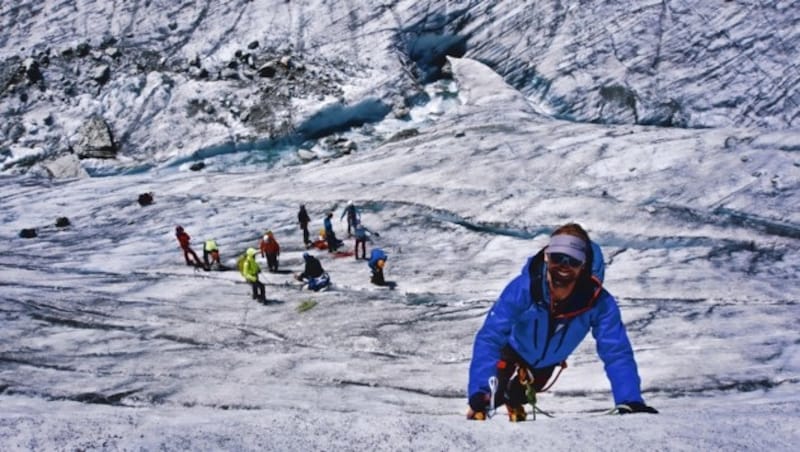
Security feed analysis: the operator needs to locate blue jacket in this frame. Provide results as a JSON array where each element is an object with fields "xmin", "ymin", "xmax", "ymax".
[
  {"xmin": 368, "ymin": 248, "xmax": 387, "ymax": 271},
  {"xmin": 354, "ymin": 224, "xmax": 372, "ymax": 240},
  {"xmin": 468, "ymin": 245, "xmax": 643, "ymax": 405},
  {"xmin": 323, "ymin": 216, "xmax": 333, "ymax": 234}
]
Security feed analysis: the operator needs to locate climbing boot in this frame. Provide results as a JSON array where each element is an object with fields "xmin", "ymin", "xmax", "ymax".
[{"xmin": 507, "ymin": 404, "xmax": 527, "ymax": 422}]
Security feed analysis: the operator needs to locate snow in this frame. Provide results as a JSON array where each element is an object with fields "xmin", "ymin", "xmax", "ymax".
[{"xmin": 2, "ymin": 1, "xmax": 800, "ymax": 450}]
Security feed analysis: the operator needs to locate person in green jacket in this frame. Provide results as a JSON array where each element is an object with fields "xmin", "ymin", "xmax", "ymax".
[{"xmin": 239, "ymin": 247, "xmax": 266, "ymax": 303}]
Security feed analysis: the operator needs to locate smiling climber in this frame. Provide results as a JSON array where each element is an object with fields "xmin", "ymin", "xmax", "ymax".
[{"xmin": 467, "ymin": 223, "xmax": 657, "ymax": 421}]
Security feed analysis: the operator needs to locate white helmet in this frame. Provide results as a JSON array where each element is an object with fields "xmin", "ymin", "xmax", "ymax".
[{"xmin": 347, "ymin": 200, "xmax": 353, "ymax": 205}]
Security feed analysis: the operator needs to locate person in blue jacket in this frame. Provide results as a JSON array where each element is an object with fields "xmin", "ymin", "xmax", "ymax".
[
  {"xmin": 467, "ymin": 223, "xmax": 657, "ymax": 421},
  {"xmin": 353, "ymin": 220, "xmax": 378, "ymax": 260},
  {"xmin": 323, "ymin": 211, "xmax": 343, "ymax": 252},
  {"xmin": 367, "ymin": 248, "xmax": 387, "ymax": 285}
]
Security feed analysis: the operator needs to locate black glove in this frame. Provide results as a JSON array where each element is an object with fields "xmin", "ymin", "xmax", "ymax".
[
  {"xmin": 467, "ymin": 393, "xmax": 490, "ymax": 420},
  {"xmin": 616, "ymin": 401, "xmax": 658, "ymax": 414}
]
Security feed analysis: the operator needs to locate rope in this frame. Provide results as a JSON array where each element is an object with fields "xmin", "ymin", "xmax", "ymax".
[{"xmin": 539, "ymin": 361, "xmax": 568, "ymax": 393}]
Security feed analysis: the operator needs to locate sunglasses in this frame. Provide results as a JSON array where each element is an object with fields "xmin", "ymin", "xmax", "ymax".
[{"xmin": 547, "ymin": 252, "xmax": 584, "ymax": 269}]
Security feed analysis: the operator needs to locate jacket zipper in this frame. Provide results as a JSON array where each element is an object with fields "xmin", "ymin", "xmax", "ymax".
[
  {"xmin": 554, "ymin": 321, "xmax": 570, "ymax": 351},
  {"xmin": 532, "ymin": 307, "xmax": 553, "ymax": 368}
]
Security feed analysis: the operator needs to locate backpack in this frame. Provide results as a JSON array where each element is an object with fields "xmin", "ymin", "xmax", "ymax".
[
  {"xmin": 236, "ymin": 254, "xmax": 246, "ymax": 273},
  {"xmin": 307, "ymin": 272, "xmax": 331, "ymax": 291},
  {"xmin": 368, "ymin": 248, "xmax": 387, "ymax": 270}
]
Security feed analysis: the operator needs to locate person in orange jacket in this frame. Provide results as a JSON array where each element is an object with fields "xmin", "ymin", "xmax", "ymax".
[
  {"xmin": 175, "ymin": 225, "xmax": 207, "ymax": 270},
  {"xmin": 259, "ymin": 230, "xmax": 281, "ymax": 272}
]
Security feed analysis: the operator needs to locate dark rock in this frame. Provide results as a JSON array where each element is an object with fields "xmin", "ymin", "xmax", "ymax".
[
  {"xmin": 19, "ymin": 228, "xmax": 37, "ymax": 238},
  {"xmin": 74, "ymin": 116, "xmax": 117, "ymax": 159},
  {"xmin": 388, "ymin": 128, "xmax": 419, "ymax": 142},
  {"xmin": 247, "ymin": 40, "xmax": 260, "ymax": 50},
  {"xmin": 23, "ymin": 58, "xmax": 43, "ymax": 84},
  {"xmin": 137, "ymin": 192, "xmax": 154, "ymax": 206},
  {"xmin": 64, "ymin": 83, "xmax": 77, "ymax": 97},
  {"xmin": 76, "ymin": 42, "xmax": 90, "ymax": 57},
  {"xmin": 257, "ymin": 62, "xmax": 277, "ymax": 78},
  {"xmin": 189, "ymin": 161, "xmax": 206, "ymax": 171},
  {"xmin": 221, "ymin": 68, "xmax": 239, "ymax": 79},
  {"xmin": 100, "ymin": 36, "xmax": 117, "ymax": 48},
  {"xmin": 55, "ymin": 217, "xmax": 71, "ymax": 227},
  {"xmin": 92, "ymin": 65, "xmax": 110, "ymax": 85},
  {"xmin": 0, "ymin": 56, "xmax": 22, "ymax": 92}
]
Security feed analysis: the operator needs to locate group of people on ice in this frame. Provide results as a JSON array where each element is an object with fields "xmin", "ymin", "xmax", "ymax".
[
  {"xmin": 299, "ymin": 201, "xmax": 378, "ymax": 255},
  {"xmin": 174, "ymin": 201, "xmax": 389, "ymax": 303},
  {"xmin": 294, "ymin": 201, "xmax": 387, "ymax": 291}
]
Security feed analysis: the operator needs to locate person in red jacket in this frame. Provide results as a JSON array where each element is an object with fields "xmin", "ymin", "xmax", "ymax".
[
  {"xmin": 259, "ymin": 230, "xmax": 281, "ymax": 272},
  {"xmin": 175, "ymin": 225, "xmax": 206, "ymax": 269}
]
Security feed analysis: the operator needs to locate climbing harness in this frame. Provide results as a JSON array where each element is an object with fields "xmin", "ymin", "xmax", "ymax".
[{"xmin": 513, "ymin": 361, "xmax": 568, "ymax": 420}]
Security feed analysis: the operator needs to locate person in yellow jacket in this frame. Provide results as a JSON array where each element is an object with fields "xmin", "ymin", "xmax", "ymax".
[
  {"xmin": 239, "ymin": 247, "xmax": 266, "ymax": 303},
  {"xmin": 203, "ymin": 239, "xmax": 221, "ymax": 269}
]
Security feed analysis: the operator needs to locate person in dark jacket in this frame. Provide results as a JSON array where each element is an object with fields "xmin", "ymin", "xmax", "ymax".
[
  {"xmin": 340, "ymin": 200, "xmax": 361, "ymax": 237},
  {"xmin": 298, "ymin": 204, "xmax": 311, "ymax": 248},
  {"xmin": 296, "ymin": 252, "xmax": 330, "ymax": 291},
  {"xmin": 467, "ymin": 223, "xmax": 657, "ymax": 421}
]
